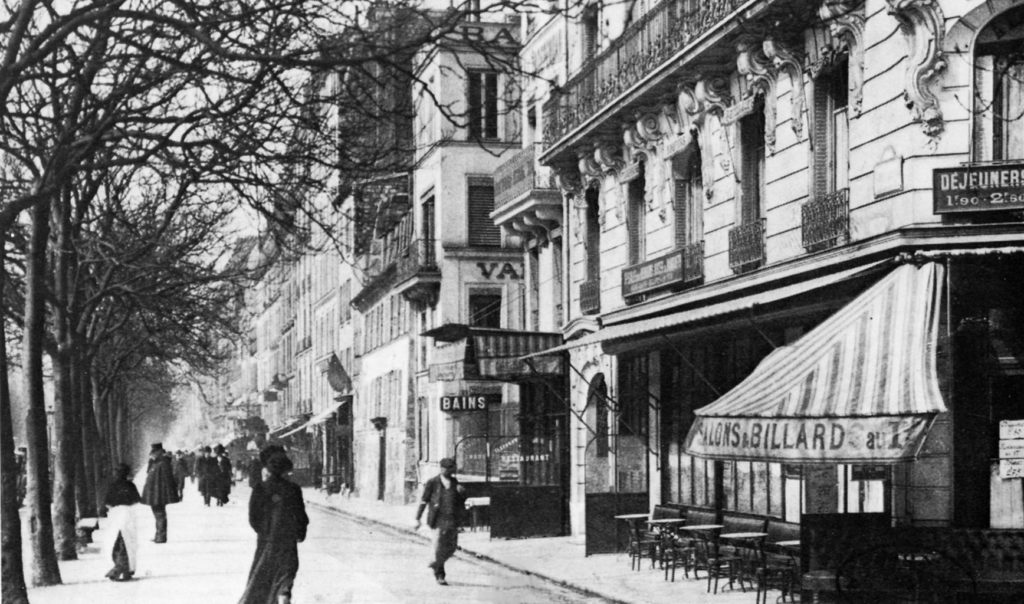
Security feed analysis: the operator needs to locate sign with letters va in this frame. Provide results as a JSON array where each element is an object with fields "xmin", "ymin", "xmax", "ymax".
[
  {"xmin": 439, "ymin": 394, "xmax": 499, "ymax": 412},
  {"xmin": 684, "ymin": 415, "xmax": 935, "ymax": 463}
]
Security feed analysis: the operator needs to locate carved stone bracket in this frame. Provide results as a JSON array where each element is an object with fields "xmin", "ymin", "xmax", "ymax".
[
  {"xmin": 635, "ymin": 110, "xmax": 664, "ymax": 146},
  {"xmin": 622, "ymin": 121, "xmax": 648, "ymax": 162},
  {"xmin": 576, "ymin": 146, "xmax": 603, "ymax": 188},
  {"xmin": 696, "ymin": 76, "xmax": 739, "ymax": 182},
  {"xmin": 737, "ymin": 38, "xmax": 779, "ymax": 154},
  {"xmin": 594, "ymin": 141, "xmax": 625, "ymax": 175},
  {"xmin": 886, "ymin": 0, "xmax": 946, "ymax": 137},
  {"xmin": 811, "ymin": 1, "xmax": 866, "ymax": 118},
  {"xmin": 763, "ymin": 37, "xmax": 806, "ymax": 140}
]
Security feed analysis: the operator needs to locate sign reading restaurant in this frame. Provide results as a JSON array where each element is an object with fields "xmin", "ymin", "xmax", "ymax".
[
  {"xmin": 622, "ymin": 248, "xmax": 686, "ymax": 297},
  {"xmin": 684, "ymin": 415, "xmax": 935, "ymax": 462},
  {"xmin": 933, "ymin": 162, "xmax": 1024, "ymax": 213}
]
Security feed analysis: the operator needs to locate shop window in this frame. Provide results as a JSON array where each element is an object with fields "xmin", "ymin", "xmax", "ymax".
[
  {"xmin": 626, "ymin": 164, "xmax": 646, "ymax": 265},
  {"xmin": 783, "ymin": 464, "xmax": 805, "ymax": 523},
  {"xmin": 467, "ymin": 71, "xmax": 499, "ymax": 140},
  {"xmin": 837, "ymin": 465, "xmax": 888, "ymax": 514},
  {"xmin": 812, "ymin": 59, "xmax": 850, "ymax": 196},
  {"xmin": 618, "ymin": 354, "xmax": 649, "ymax": 438},
  {"xmin": 467, "ymin": 176, "xmax": 500, "ymax": 247},
  {"xmin": 588, "ymin": 373, "xmax": 609, "ymax": 458},
  {"xmin": 739, "ymin": 101, "xmax": 766, "ymax": 225},
  {"xmin": 469, "ymin": 292, "xmax": 502, "ymax": 328},
  {"xmin": 671, "ymin": 141, "xmax": 703, "ymax": 248},
  {"xmin": 973, "ymin": 6, "xmax": 1024, "ymax": 161}
]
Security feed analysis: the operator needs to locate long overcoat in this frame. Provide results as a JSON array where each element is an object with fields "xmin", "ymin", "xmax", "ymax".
[
  {"xmin": 238, "ymin": 476, "xmax": 309, "ymax": 604},
  {"xmin": 195, "ymin": 455, "xmax": 215, "ymax": 496},
  {"xmin": 141, "ymin": 454, "xmax": 179, "ymax": 507}
]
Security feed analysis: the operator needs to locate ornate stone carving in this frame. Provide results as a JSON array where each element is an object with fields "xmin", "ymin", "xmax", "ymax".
[
  {"xmin": 886, "ymin": 0, "xmax": 946, "ymax": 137},
  {"xmin": 677, "ymin": 83, "xmax": 704, "ymax": 124},
  {"xmin": 635, "ymin": 110, "xmax": 664, "ymax": 145},
  {"xmin": 763, "ymin": 37, "xmax": 806, "ymax": 140},
  {"xmin": 622, "ymin": 121, "xmax": 648, "ymax": 161},
  {"xmin": 594, "ymin": 142, "xmax": 625, "ymax": 175},
  {"xmin": 810, "ymin": 1, "xmax": 866, "ymax": 117},
  {"xmin": 577, "ymin": 146, "xmax": 603, "ymax": 186},
  {"xmin": 696, "ymin": 76, "xmax": 739, "ymax": 182}
]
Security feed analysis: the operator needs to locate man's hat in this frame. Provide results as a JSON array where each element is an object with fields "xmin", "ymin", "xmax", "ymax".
[
  {"xmin": 439, "ymin": 457, "xmax": 456, "ymax": 469},
  {"xmin": 150, "ymin": 443, "xmax": 164, "ymax": 453},
  {"xmin": 213, "ymin": 444, "xmax": 225, "ymax": 454},
  {"xmin": 202, "ymin": 445, "xmax": 212, "ymax": 453}
]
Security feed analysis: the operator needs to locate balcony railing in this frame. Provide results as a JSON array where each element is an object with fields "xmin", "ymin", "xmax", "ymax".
[
  {"xmin": 802, "ymin": 188, "xmax": 850, "ymax": 251},
  {"xmin": 580, "ymin": 278, "xmax": 601, "ymax": 315},
  {"xmin": 682, "ymin": 241, "xmax": 704, "ymax": 284},
  {"xmin": 395, "ymin": 238, "xmax": 437, "ymax": 283},
  {"xmin": 494, "ymin": 144, "xmax": 553, "ymax": 210},
  {"xmin": 543, "ymin": 0, "xmax": 742, "ymax": 146},
  {"xmin": 728, "ymin": 219, "xmax": 766, "ymax": 273}
]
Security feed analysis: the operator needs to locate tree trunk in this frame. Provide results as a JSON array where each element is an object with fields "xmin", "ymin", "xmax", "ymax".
[
  {"xmin": 51, "ymin": 193, "xmax": 78, "ymax": 560},
  {"xmin": 24, "ymin": 200, "xmax": 62, "ymax": 586},
  {"xmin": 1, "ymin": 218, "xmax": 30, "ymax": 602}
]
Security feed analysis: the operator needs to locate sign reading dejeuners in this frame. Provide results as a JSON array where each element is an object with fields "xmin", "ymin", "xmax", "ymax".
[
  {"xmin": 933, "ymin": 163, "xmax": 1024, "ymax": 213},
  {"xmin": 684, "ymin": 415, "xmax": 935, "ymax": 462}
]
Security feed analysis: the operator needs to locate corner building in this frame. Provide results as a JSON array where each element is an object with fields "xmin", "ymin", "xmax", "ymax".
[{"xmin": 528, "ymin": 0, "xmax": 1024, "ymax": 552}]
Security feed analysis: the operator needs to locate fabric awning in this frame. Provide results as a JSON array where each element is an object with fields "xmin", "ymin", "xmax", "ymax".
[
  {"xmin": 278, "ymin": 400, "xmax": 348, "ymax": 438},
  {"xmin": 268, "ymin": 415, "xmax": 307, "ymax": 438},
  {"xmin": 424, "ymin": 324, "xmax": 564, "ymax": 382},
  {"xmin": 683, "ymin": 262, "xmax": 946, "ymax": 464}
]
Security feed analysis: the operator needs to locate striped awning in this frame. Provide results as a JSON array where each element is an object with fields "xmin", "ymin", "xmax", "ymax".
[
  {"xmin": 684, "ymin": 262, "xmax": 946, "ymax": 464},
  {"xmin": 278, "ymin": 400, "xmax": 348, "ymax": 438},
  {"xmin": 424, "ymin": 325, "xmax": 564, "ymax": 381}
]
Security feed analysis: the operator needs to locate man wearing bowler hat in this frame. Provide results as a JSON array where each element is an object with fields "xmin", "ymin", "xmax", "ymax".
[
  {"xmin": 414, "ymin": 457, "xmax": 465, "ymax": 586},
  {"xmin": 142, "ymin": 443, "xmax": 179, "ymax": 543}
]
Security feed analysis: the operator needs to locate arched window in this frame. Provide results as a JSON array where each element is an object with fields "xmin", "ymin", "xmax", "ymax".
[{"xmin": 974, "ymin": 6, "xmax": 1024, "ymax": 161}]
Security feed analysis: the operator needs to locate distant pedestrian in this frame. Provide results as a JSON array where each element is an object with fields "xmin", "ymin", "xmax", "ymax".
[
  {"xmin": 103, "ymin": 463, "xmax": 141, "ymax": 581},
  {"xmin": 238, "ymin": 447, "xmax": 308, "ymax": 604},
  {"xmin": 212, "ymin": 444, "xmax": 233, "ymax": 506},
  {"xmin": 172, "ymin": 451, "xmax": 188, "ymax": 500},
  {"xmin": 195, "ymin": 446, "xmax": 215, "ymax": 506},
  {"xmin": 141, "ymin": 442, "xmax": 180, "ymax": 543},
  {"xmin": 185, "ymin": 451, "xmax": 196, "ymax": 484},
  {"xmin": 414, "ymin": 457, "xmax": 466, "ymax": 586}
]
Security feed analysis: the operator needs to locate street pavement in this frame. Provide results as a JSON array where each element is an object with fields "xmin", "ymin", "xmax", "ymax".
[{"xmin": 20, "ymin": 481, "xmax": 608, "ymax": 604}]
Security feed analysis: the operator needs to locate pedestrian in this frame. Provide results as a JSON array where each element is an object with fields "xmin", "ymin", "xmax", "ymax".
[
  {"xmin": 102, "ymin": 463, "xmax": 141, "ymax": 581},
  {"xmin": 414, "ymin": 457, "xmax": 466, "ymax": 586},
  {"xmin": 141, "ymin": 442, "xmax": 180, "ymax": 543},
  {"xmin": 186, "ymin": 450, "xmax": 196, "ymax": 484},
  {"xmin": 195, "ymin": 446, "xmax": 214, "ymax": 506},
  {"xmin": 172, "ymin": 451, "xmax": 188, "ymax": 500},
  {"xmin": 212, "ymin": 444, "xmax": 233, "ymax": 506},
  {"xmin": 247, "ymin": 455, "xmax": 262, "ymax": 489},
  {"xmin": 238, "ymin": 446, "xmax": 308, "ymax": 604}
]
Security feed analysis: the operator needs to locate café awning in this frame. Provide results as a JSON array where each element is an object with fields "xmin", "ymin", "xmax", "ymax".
[
  {"xmin": 684, "ymin": 262, "xmax": 946, "ymax": 464},
  {"xmin": 268, "ymin": 415, "xmax": 307, "ymax": 438},
  {"xmin": 424, "ymin": 324, "xmax": 564, "ymax": 382},
  {"xmin": 278, "ymin": 400, "xmax": 348, "ymax": 438}
]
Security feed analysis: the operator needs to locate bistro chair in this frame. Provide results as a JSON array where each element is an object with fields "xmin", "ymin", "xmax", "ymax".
[
  {"xmin": 659, "ymin": 531, "xmax": 695, "ymax": 581},
  {"xmin": 693, "ymin": 532, "xmax": 742, "ymax": 594}
]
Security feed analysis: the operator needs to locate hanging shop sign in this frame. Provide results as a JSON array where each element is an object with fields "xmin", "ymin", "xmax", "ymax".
[
  {"xmin": 933, "ymin": 163, "xmax": 1024, "ymax": 214},
  {"xmin": 998, "ymin": 419, "xmax": 1024, "ymax": 479},
  {"xmin": 439, "ymin": 394, "xmax": 500, "ymax": 412},
  {"xmin": 622, "ymin": 248, "xmax": 686, "ymax": 297},
  {"xmin": 684, "ymin": 415, "xmax": 935, "ymax": 463}
]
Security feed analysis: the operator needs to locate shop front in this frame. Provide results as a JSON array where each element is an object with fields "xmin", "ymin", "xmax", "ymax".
[{"xmin": 425, "ymin": 324, "xmax": 570, "ymax": 538}]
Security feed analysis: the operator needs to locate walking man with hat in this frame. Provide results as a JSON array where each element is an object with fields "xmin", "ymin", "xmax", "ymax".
[
  {"xmin": 414, "ymin": 457, "xmax": 465, "ymax": 586},
  {"xmin": 142, "ymin": 443, "xmax": 180, "ymax": 543}
]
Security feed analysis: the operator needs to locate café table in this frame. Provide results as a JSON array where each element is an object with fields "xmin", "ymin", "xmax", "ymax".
[{"xmin": 774, "ymin": 539, "xmax": 800, "ymax": 549}]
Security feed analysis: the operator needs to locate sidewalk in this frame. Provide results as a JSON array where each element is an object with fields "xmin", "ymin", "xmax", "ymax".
[{"xmin": 304, "ymin": 488, "xmax": 780, "ymax": 604}]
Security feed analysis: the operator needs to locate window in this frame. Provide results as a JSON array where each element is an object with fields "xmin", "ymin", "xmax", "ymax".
[
  {"xmin": 671, "ymin": 142, "xmax": 703, "ymax": 248},
  {"xmin": 468, "ymin": 71, "xmax": 499, "ymax": 140},
  {"xmin": 812, "ymin": 59, "xmax": 850, "ymax": 196},
  {"xmin": 582, "ymin": 7, "xmax": 599, "ymax": 58},
  {"xmin": 739, "ymin": 102, "xmax": 766, "ymax": 224},
  {"xmin": 468, "ymin": 292, "xmax": 502, "ymax": 328},
  {"xmin": 974, "ymin": 6, "xmax": 1024, "ymax": 161},
  {"xmin": 467, "ymin": 177, "xmax": 500, "ymax": 247},
  {"xmin": 584, "ymin": 187, "xmax": 601, "ymax": 281},
  {"xmin": 626, "ymin": 164, "xmax": 646, "ymax": 264}
]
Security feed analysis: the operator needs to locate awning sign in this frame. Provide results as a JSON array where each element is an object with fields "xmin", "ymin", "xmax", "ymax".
[{"xmin": 684, "ymin": 415, "xmax": 935, "ymax": 463}]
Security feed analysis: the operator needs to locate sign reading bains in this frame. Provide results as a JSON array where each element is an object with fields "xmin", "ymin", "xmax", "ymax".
[{"xmin": 933, "ymin": 163, "xmax": 1024, "ymax": 213}]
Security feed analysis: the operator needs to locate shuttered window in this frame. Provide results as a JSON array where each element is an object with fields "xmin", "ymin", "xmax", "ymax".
[
  {"xmin": 626, "ymin": 165, "xmax": 646, "ymax": 264},
  {"xmin": 468, "ymin": 177, "xmax": 500, "ymax": 247},
  {"xmin": 812, "ymin": 60, "xmax": 849, "ymax": 198},
  {"xmin": 739, "ymin": 103, "xmax": 766, "ymax": 224},
  {"xmin": 469, "ymin": 292, "xmax": 502, "ymax": 328},
  {"xmin": 468, "ymin": 71, "xmax": 499, "ymax": 140},
  {"xmin": 585, "ymin": 187, "xmax": 601, "ymax": 280},
  {"xmin": 672, "ymin": 142, "xmax": 703, "ymax": 248}
]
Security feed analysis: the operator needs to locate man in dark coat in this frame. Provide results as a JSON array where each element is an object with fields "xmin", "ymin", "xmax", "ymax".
[
  {"xmin": 172, "ymin": 451, "xmax": 188, "ymax": 500},
  {"xmin": 247, "ymin": 455, "xmax": 263, "ymax": 488},
  {"xmin": 212, "ymin": 444, "xmax": 233, "ymax": 506},
  {"xmin": 141, "ymin": 443, "xmax": 179, "ymax": 543},
  {"xmin": 238, "ymin": 446, "xmax": 308, "ymax": 604},
  {"xmin": 414, "ymin": 457, "xmax": 465, "ymax": 586}
]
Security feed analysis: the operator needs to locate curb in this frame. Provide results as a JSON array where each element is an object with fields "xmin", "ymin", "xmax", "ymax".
[{"xmin": 305, "ymin": 499, "xmax": 629, "ymax": 604}]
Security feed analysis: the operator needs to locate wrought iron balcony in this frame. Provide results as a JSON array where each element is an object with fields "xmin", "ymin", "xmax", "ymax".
[
  {"xmin": 492, "ymin": 144, "xmax": 562, "ymax": 241},
  {"xmin": 543, "ymin": 0, "xmax": 742, "ymax": 147},
  {"xmin": 728, "ymin": 219, "xmax": 766, "ymax": 273},
  {"xmin": 394, "ymin": 238, "xmax": 440, "ymax": 308},
  {"xmin": 802, "ymin": 188, "xmax": 850, "ymax": 252},
  {"xmin": 580, "ymin": 278, "xmax": 601, "ymax": 315},
  {"xmin": 682, "ymin": 241, "xmax": 704, "ymax": 284}
]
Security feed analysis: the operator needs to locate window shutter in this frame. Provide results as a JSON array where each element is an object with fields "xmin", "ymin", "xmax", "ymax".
[
  {"xmin": 810, "ymin": 78, "xmax": 831, "ymax": 200},
  {"xmin": 468, "ymin": 73, "xmax": 482, "ymax": 139},
  {"xmin": 585, "ymin": 188, "xmax": 601, "ymax": 280},
  {"xmin": 674, "ymin": 178, "xmax": 688, "ymax": 248},
  {"xmin": 627, "ymin": 169, "xmax": 646, "ymax": 264},
  {"xmin": 468, "ymin": 177, "xmax": 499, "ymax": 247},
  {"xmin": 485, "ymin": 73, "xmax": 499, "ymax": 139}
]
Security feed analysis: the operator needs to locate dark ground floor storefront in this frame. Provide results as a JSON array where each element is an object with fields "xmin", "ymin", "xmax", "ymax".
[{"xmin": 581, "ymin": 254, "xmax": 1024, "ymax": 582}]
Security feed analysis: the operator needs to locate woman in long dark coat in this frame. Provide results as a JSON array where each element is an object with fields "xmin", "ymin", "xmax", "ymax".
[
  {"xmin": 212, "ymin": 444, "xmax": 233, "ymax": 506},
  {"xmin": 239, "ymin": 447, "xmax": 309, "ymax": 604}
]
